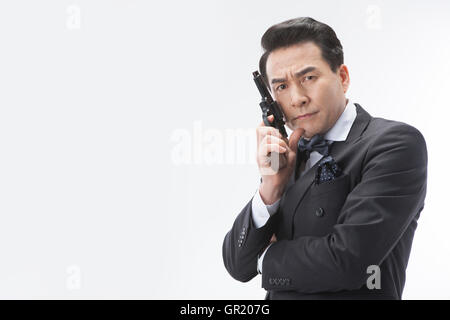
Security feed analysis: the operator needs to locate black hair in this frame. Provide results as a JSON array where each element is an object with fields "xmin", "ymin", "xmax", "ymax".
[{"xmin": 259, "ymin": 17, "xmax": 344, "ymax": 87}]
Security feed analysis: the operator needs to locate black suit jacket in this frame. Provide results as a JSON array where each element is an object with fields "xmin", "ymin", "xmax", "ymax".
[{"xmin": 222, "ymin": 104, "xmax": 427, "ymax": 299}]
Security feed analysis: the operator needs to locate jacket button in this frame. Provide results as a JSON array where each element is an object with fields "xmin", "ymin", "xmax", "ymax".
[{"xmin": 315, "ymin": 207, "xmax": 324, "ymax": 217}]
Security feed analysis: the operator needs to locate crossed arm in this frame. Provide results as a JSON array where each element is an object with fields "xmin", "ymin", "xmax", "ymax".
[{"xmin": 223, "ymin": 124, "xmax": 427, "ymax": 293}]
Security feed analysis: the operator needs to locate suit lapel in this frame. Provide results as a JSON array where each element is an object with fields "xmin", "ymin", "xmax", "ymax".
[{"xmin": 280, "ymin": 103, "xmax": 372, "ymax": 239}]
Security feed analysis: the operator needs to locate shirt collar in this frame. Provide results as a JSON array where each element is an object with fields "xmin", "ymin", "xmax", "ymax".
[{"xmin": 324, "ymin": 98, "xmax": 357, "ymax": 142}]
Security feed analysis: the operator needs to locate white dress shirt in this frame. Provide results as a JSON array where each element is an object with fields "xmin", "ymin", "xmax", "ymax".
[{"xmin": 253, "ymin": 98, "xmax": 357, "ymax": 274}]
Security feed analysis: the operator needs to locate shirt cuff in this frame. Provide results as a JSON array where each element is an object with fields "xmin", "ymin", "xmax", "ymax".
[
  {"xmin": 257, "ymin": 243, "xmax": 273, "ymax": 274},
  {"xmin": 251, "ymin": 187, "xmax": 280, "ymax": 229}
]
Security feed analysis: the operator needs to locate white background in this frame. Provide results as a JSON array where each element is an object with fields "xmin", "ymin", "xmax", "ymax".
[{"xmin": 0, "ymin": 0, "xmax": 448, "ymax": 299}]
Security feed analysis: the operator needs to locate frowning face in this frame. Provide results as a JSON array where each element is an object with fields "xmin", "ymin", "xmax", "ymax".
[{"xmin": 265, "ymin": 41, "xmax": 350, "ymax": 139}]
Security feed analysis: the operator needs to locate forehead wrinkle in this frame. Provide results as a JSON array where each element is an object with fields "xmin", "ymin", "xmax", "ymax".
[
  {"xmin": 271, "ymin": 65, "xmax": 317, "ymax": 85},
  {"xmin": 267, "ymin": 43, "xmax": 325, "ymax": 83}
]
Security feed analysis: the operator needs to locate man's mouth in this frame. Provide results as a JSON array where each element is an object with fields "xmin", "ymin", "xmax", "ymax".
[{"xmin": 294, "ymin": 112, "xmax": 318, "ymax": 120}]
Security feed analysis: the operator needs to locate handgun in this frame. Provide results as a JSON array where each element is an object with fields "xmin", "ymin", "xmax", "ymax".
[{"xmin": 253, "ymin": 70, "xmax": 288, "ymax": 138}]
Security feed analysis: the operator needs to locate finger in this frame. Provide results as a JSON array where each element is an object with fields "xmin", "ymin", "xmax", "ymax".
[
  {"xmin": 257, "ymin": 115, "xmax": 275, "ymax": 128},
  {"xmin": 257, "ymin": 127, "xmax": 281, "ymax": 146},
  {"xmin": 257, "ymin": 126, "xmax": 282, "ymax": 138},
  {"xmin": 262, "ymin": 135, "xmax": 289, "ymax": 150},
  {"xmin": 259, "ymin": 144, "xmax": 287, "ymax": 156},
  {"xmin": 257, "ymin": 126, "xmax": 278, "ymax": 147},
  {"xmin": 288, "ymin": 128, "xmax": 305, "ymax": 151}
]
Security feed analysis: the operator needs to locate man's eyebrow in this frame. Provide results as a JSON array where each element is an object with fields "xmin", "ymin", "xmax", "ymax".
[{"xmin": 270, "ymin": 66, "xmax": 317, "ymax": 85}]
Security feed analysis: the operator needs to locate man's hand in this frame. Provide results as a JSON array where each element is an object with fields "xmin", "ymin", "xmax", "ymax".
[
  {"xmin": 256, "ymin": 115, "xmax": 304, "ymax": 205},
  {"xmin": 261, "ymin": 233, "xmax": 277, "ymax": 256},
  {"xmin": 270, "ymin": 233, "xmax": 277, "ymax": 243}
]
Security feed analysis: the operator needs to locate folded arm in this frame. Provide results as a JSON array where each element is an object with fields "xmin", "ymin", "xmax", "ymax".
[{"xmin": 261, "ymin": 124, "xmax": 428, "ymax": 293}]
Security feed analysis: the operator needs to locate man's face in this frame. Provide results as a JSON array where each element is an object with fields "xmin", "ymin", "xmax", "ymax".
[{"xmin": 266, "ymin": 41, "xmax": 350, "ymax": 139}]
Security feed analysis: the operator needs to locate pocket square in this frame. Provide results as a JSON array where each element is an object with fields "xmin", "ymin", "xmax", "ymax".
[{"xmin": 314, "ymin": 155, "xmax": 342, "ymax": 185}]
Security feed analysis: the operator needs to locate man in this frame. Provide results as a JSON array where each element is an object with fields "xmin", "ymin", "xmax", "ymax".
[{"xmin": 222, "ymin": 17, "xmax": 427, "ymax": 300}]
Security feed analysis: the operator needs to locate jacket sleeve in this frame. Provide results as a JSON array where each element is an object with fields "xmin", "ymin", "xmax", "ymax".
[
  {"xmin": 261, "ymin": 123, "xmax": 428, "ymax": 293},
  {"xmin": 222, "ymin": 196, "xmax": 281, "ymax": 282}
]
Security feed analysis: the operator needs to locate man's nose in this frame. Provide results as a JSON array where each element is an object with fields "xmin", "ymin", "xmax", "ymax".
[{"xmin": 289, "ymin": 86, "xmax": 309, "ymax": 108}]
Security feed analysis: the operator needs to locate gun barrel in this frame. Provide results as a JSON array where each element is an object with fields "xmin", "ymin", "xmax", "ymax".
[{"xmin": 252, "ymin": 71, "xmax": 273, "ymax": 103}]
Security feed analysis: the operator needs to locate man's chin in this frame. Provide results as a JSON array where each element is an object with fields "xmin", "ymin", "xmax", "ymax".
[
  {"xmin": 288, "ymin": 125, "xmax": 319, "ymax": 140},
  {"xmin": 301, "ymin": 128, "xmax": 315, "ymax": 140}
]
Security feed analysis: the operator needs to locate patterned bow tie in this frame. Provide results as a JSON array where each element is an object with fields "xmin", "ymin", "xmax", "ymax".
[
  {"xmin": 295, "ymin": 134, "xmax": 332, "ymax": 181},
  {"xmin": 297, "ymin": 134, "xmax": 331, "ymax": 159}
]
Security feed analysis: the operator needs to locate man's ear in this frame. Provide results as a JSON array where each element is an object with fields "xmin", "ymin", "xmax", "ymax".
[{"xmin": 338, "ymin": 64, "xmax": 350, "ymax": 93}]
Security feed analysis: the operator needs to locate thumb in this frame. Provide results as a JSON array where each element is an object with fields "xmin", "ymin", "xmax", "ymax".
[{"xmin": 288, "ymin": 128, "xmax": 305, "ymax": 152}]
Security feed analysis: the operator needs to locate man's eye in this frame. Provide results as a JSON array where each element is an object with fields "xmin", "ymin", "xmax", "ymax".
[
  {"xmin": 300, "ymin": 75, "xmax": 316, "ymax": 85},
  {"xmin": 276, "ymin": 84, "xmax": 286, "ymax": 91}
]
